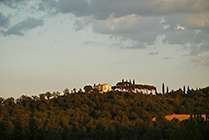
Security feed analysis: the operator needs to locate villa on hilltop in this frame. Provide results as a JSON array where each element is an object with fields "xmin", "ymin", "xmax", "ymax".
[
  {"xmin": 93, "ymin": 84, "xmax": 112, "ymax": 93},
  {"xmin": 84, "ymin": 79, "xmax": 157, "ymax": 94}
]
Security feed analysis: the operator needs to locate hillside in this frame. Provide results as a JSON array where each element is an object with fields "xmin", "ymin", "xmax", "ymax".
[{"xmin": 0, "ymin": 87, "xmax": 209, "ymax": 140}]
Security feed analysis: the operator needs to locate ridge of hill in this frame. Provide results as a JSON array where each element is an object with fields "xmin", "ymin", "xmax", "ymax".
[{"xmin": 0, "ymin": 86, "xmax": 209, "ymax": 140}]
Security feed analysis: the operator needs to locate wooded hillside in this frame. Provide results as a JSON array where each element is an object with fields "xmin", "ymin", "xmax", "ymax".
[{"xmin": 0, "ymin": 87, "xmax": 209, "ymax": 140}]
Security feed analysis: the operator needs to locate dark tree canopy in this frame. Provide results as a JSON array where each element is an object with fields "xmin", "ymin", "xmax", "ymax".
[
  {"xmin": 84, "ymin": 85, "xmax": 93, "ymax": 93},
  {"xmin": 0, "ymin": 86, "xmax": 208, "ymax": 140}
]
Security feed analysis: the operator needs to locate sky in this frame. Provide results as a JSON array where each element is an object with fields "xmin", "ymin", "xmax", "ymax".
[{"xmin": 0, "ymin": 0, "xmax": 209, "ymax": 98}]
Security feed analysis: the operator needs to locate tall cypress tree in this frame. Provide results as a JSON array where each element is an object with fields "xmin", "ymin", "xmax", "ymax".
[
  {"xmin": 187, "ymin": 86, "xmax": 190, "ymax": 92},
  {"xmin": 162, "ymin": 83, "xmax": 165, "ymax": 94},
  {"xmin": 183, "ymin": 86, "xmax": 186, "ymax": 94}
]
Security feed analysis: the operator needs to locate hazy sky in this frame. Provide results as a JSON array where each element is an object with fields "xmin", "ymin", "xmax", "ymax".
[{"xmin": 0, "ymin": 0, "xmax": 209, "ymax": 98}]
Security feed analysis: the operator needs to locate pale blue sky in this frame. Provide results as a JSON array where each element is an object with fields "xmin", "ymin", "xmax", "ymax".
[{"xmin": 0, "ymin": 0, "xmax": 209, "ymax": 98}]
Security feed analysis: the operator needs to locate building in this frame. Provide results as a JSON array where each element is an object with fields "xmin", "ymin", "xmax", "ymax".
[{"xmin": 93, "ymin": 84, "xmax": 112, "ymax": 93}]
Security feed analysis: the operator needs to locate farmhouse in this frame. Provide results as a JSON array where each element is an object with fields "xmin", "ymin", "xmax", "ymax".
[
  {"xmin": 94, "ymin": 84, "xmax": 112, "ymax": 93},
  {"xmin": 84, "ymin": 79, "xmax": 157, "ymax": 94}
]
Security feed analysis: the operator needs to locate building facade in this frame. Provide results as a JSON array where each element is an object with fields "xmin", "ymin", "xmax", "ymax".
[{"xmin": 94, "ymin": 84, "xmax": 112, "ymax": 93}]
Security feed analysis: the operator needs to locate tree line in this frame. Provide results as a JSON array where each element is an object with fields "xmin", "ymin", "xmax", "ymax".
[{"xmin": 0, "ymin": 86, "xmax": 209, "ymax": 140}]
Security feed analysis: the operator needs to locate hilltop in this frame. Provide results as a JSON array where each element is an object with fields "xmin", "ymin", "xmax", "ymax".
[{"xmin": 0, "ymin": 86, "xmax": 209, "ymax": 140}]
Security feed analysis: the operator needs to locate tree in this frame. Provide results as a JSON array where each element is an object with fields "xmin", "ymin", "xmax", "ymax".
[
  {"xmin": 39, "ymin": 94, "xmax": 45, "ymax": 100},
  {"xmin": 162, "ymin": 83, "xmax": 165, "ymax": 94},
  {"xmin": 0, "ymin": 97, "xmax": 4, "ymax": 104},
  {"xmin": 52, "ymin": 91, "xmax": 60, "ymax": 98},
  {"xmin": 3, "ymin": 97, "xmax": 15, "ymax": 106},
  {"xmin": 183, "ymin": 86, "xmax": 186, "ymax": 94},
  {"xmin": 45, "ymin": 92, "xmax": 52, "ymax": 100},
  {"xmin": 0, "ymin": 118, "xmax": 14, "ymax": 139},
  {"xmin": 73, "ymin": 88, "xmax": 77, "ymax": 93},
  {"xmin": 187, "ymin": 86, "xmax": 190, "ymax": 93},
  {"xmin": 78, "ymin": 88, "xmax": 83, "ymax": 94},
  {"xmin": 84, "ymin": 85, "xmax": 92, "ymax": 93},
  {"xmin": 63, "ymin": 88, "xmax": 70, "ymax": 95},
  {"xmin": 32, "ymin": 96, "xmax": 39, "ymax": 101},
  {"xmin": 19, "ymin": 95, "xmax": 32, "ymax": 107},
  {"xmin": 177, "ymin": 113, "xmax": 209, "ymax": 140},
  {"xmin": 166, "ymin": 86, "xmax": 169, "ymax": 94}
]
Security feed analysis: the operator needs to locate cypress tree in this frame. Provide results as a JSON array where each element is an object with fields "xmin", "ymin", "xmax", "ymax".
[
  {"xmin": 162, "ymin": 83, "xmax": 165, "ymax": 94},
  {"xmin": 187, "ymin": 86, "xmax": 190, "ymax": 92}
]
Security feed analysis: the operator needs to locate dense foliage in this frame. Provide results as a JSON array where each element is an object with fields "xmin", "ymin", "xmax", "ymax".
[{"xmin": 0, "ymin": 87, "xmax": 209, "ymax": 140}]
